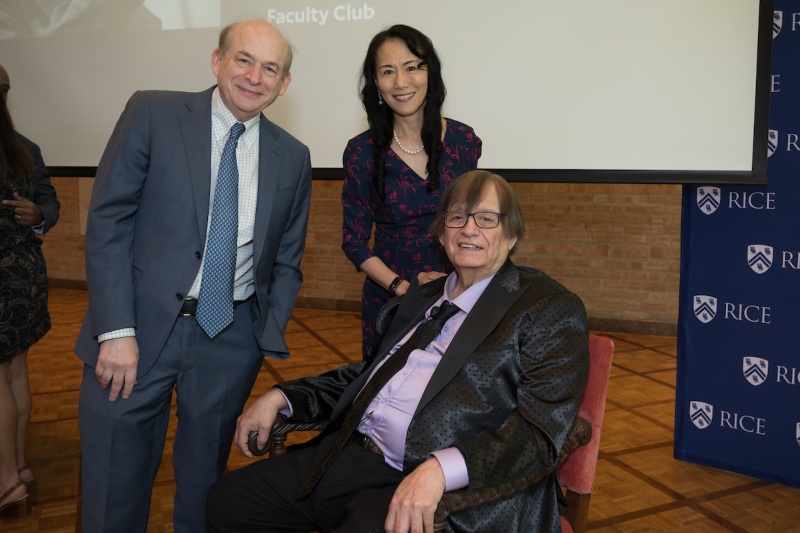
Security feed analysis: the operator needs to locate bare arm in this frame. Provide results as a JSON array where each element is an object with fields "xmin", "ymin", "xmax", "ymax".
[{"xmin": 359, "ymin": 256, "xmax": 411, "ymax": 296}]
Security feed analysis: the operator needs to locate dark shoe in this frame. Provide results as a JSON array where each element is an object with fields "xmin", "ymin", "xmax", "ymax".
[{"xmin": 0, "ymin": 480, "xmax": 31, "ymax": 521}]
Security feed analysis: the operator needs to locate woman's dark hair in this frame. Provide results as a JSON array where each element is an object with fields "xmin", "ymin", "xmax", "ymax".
[
  {"xmin": 0, "ymin": 97, "xmax": 34, "ymax": 185},
  {"xmin": 359, "ymin": 24, "xmax": 446, "ymax": 201},
  {"xmin": 431, "ymin": 170, "xmax": 525, "ymax": 257}
]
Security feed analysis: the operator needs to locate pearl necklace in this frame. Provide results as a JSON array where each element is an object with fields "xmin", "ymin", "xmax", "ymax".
[{"xmin": 393, "ymin": 128, "xmax": 425, "ymax": 155}]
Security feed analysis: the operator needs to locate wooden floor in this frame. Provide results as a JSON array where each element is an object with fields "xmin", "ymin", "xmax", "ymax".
[{"xmin": 4, "ymin": 287, "xmax": 800, "ymax": 532}]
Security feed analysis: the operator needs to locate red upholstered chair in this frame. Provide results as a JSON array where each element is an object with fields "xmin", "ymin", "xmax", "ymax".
[{"xmin": 558, "ymin": 334, "xmax": 615, "ymax": 533}]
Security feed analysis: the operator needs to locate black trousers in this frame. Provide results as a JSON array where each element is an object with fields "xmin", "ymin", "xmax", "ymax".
[{"xmin": 206, "ymin": 433, "xmax": 405, "ymax": 532}]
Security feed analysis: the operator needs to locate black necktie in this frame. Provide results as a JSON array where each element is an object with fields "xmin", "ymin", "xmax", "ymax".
[{"xmin": 297, "ymin": 300, "xmax": 461, "ymax": 497}]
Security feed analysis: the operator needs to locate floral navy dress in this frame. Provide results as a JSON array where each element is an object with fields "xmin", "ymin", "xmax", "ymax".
[
  {"xmin": 0, "ymin": 176, "xmax": 50, "ymax": 362},
  {"xmin": 342, "ymin": 118, "xmax": 482, "ymax": 358}
]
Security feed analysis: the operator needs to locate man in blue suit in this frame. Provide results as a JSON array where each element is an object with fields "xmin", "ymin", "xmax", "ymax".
[{"xmin": 74, "ymin": 19, "xmax": 312, "ymax": 532}]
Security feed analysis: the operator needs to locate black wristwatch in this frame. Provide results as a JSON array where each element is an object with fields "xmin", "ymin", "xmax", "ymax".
[{"xmin": 388, "ymin": 276, "xmax": 403, "ymax": 294}]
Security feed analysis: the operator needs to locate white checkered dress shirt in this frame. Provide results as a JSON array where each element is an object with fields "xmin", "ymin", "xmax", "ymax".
[{"xmin": 187, "ymin": 89, "xmax": 260, "ymax": 302}]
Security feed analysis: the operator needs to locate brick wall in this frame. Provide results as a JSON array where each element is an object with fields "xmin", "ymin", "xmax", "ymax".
[
  {"xmin": 41, "ymin": 177, "xmax": 85, "ymax": 285},
  {"xmin": 44, "ymin": 177, "xmax": 682, "ymax": 335}
]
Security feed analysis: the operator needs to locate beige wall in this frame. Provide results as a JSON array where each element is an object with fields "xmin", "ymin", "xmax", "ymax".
[{"xmin": 44, "ymin": 177, "xmax": 682, "ymax": 335}]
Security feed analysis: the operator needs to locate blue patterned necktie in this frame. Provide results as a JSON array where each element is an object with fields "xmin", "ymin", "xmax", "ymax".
[{"xmin": 196, "ymin": 122, "xmax": 246, "ymax": 338}]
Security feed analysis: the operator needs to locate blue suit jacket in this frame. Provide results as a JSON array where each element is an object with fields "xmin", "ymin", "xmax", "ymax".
[{"xmin": 74, "ymin": 87, "xmax": 312, "ymax": 376}]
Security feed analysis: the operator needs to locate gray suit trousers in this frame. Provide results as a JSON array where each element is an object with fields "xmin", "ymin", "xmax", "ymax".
[{"xmin": 79, "ymin": 300, "xmax": 263, "ymax": 533}]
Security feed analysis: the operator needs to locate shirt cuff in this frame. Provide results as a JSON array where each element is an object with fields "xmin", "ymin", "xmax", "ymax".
[
  {"xmin": 32, "ymin": 221, "xmax": 46, "ymax": 235},
  {"xmin": 274, "ymin": 388, "xmax": 294, "ymax": 418},
  {"xmin": 98, "ymin": 328, "xmax": 136, "ymax": 343},
  {"xmin": 431, "ymin": 447, "xmax": 469, "ymax": 491}
]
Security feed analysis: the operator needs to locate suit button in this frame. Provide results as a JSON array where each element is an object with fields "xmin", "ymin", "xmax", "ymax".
[
  {"xmin": 195, "ymin": 251, "xmax": 202, "ymax": 259},
  {"xmin": 176, "ymin": 293, "xmax": 183, "ymax": 300}
]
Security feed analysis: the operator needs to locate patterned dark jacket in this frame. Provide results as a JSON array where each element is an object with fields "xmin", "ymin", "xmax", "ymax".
[{"xmin": 279, "ymin": 259, "xmax": 589, "ymax": 532}]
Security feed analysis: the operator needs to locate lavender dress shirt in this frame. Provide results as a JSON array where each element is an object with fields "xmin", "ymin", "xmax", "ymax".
[
  {"xmin": 356, "ymin": 271, "xmax": 495, "ymax": 490},
  {"xmin": 281, "ymin": 271, "xmax": 495, "ymax": 490}
]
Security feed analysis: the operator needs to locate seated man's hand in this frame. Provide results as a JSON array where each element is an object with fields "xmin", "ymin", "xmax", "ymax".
[
  {"xmin": 234, "ymin": 389, "xmax": 288, "ymax": 458},
  {"xmin": 385, "ymin": 457, "xmax": 446, "ymax": 533}
]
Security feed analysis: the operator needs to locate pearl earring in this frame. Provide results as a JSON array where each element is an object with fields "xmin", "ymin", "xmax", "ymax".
[{"xmin": 378, "ymin": 93, "xmax": 383, "ymax": 105}]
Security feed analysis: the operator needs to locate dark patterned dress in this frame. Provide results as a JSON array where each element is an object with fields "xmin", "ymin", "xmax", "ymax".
[
  {"xmin": 0, "ymin": 177, "xmax": 51, "ymax": 362},
  {"xmin": 342, "ymin": 118, "xmax": 482, "ymax": 358}
]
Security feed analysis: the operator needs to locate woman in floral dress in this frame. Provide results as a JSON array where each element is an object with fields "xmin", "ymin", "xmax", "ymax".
[
  {"xmin": 342, "ymin": 25, "xmax": 482, "ymax": 358},
  {"xmin": 0, "ymin": 65, "xmax": 60, "ymax": 521}
]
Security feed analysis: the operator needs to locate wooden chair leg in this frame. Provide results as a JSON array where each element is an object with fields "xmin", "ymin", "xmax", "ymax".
[{"xmin": 563, "ymin": 490, "xmax": 590, "ymax": 533}]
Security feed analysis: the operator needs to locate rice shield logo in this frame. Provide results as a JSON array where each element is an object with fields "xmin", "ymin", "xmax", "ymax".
[
  {"xmin": 693, "ymin": 295, "xmax": 717, "ymax": 323},
  {"xmin": 690, "ymin": 402, "xmax": 713, "ymax": 429},
  {"xmin": 768, "ymin": 129, "xmax": 778, "ymax": 157},
  {"xmin": 747, "ymin": 245, "xmax": 773, "ymax": 274},
  {"xmin": 696, "ymin": 187, "xmax": 721, "ymax": 214},
  {"xmin": 743, "ymin": 357, "xmax": 768, "ymax": 386}
]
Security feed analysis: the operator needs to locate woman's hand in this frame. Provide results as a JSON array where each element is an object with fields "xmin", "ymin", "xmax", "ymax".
[
  {"xmin": 393, "ymin": 280, "xmax": 410, "ymax": 296},
  {"xmin": 3, "ymin": 192, "xmax": 44, "ymax": 227},
  {"xmin": 394, "ymin": 272, "xmax": 446, "ymax": 295},
  {"xmin": 417, "ymin": 271, "xmax": 447, "ymax": 286}
]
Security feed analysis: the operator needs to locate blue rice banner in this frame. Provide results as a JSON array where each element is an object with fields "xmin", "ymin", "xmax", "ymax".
[{"xmin": 675, "ymin": 2, "xmax": 800, "ymax": 487}]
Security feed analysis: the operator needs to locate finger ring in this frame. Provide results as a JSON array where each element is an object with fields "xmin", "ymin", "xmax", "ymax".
[{"xmin": 16, "ymin": 215, "xmax": 21, "ymax": 220}]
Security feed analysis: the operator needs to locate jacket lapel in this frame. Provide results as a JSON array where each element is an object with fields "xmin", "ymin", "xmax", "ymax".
[
  {"xmin": 375, "ymin": 277, "xmax": 446, "ymax": 357},
  {"xmin": 253, "ymin": 116, "xmax": 281, "ymax": 271},
  {"xmin": 415, "ymin": 260, "xmax": 530, "ymax": 414},
  {"xmin": 329, "ymin": 277, "xmax": 445, "ymax": 424},
  {"xmin": 332, "ymin": 261, "xmax": 528, "ymax": 423},
  {"xmin": 180, "ymin": 88, "xmax": 214, "ymax": 243}
]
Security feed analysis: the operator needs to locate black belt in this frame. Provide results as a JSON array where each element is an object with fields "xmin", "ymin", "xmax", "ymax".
[
  {"xmin": 179, "ymin": 296, "xmax": 252, "ymax": 317},
  {"xmin": 356, "ymin": 433, "xmax": 383, "ymax": 456}
]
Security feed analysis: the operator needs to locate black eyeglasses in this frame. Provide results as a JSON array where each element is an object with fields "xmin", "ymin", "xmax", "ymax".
[{"xmin": 443, "ymin": 211, "xmax": 503, "ymax": 229}]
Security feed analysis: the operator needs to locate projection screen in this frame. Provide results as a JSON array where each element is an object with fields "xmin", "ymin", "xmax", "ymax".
[{"xmin": 0, "ymin": 0, "xmax": 773, "ymax": 183}]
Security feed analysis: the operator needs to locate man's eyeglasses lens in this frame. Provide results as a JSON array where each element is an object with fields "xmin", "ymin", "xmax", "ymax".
[{"xmin": 444, "ymin": 212, "xmax": 502, "ymax": 229}]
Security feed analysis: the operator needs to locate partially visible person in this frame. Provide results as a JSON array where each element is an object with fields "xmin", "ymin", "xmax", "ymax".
[
  {"xmin": 73, "ymin": 20, "xmax": 312, "ymax": 532},
  {"xmin": 208, "ymin": 170, "xmax": 589, "ymax": 532},
  {"xmin": 0, "ymin": 62, "xmax": 60, "ymax": 521},
  {"xmin": 342, "ymin": 24, "xmax": 482, "ymax": 359}
]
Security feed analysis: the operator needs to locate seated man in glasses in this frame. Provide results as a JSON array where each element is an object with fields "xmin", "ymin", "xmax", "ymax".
[{"xmin": 206, "ymin": 170, "xmax": 589, "ymax": 533}]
